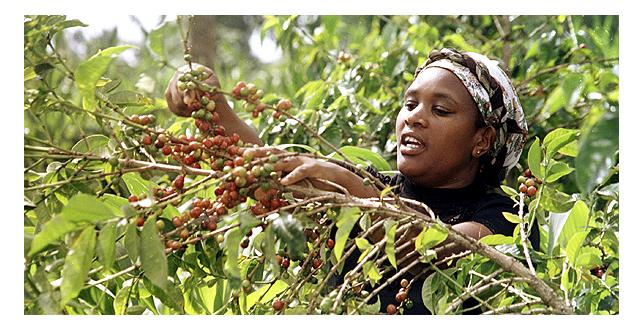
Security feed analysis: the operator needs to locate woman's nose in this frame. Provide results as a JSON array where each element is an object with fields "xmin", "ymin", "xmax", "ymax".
[{"xmin": 404, "ymin": 107, "xmax": 428, "ymax": 128}]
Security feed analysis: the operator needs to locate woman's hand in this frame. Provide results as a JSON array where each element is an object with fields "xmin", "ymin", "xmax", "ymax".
[
  {"xmin": 165, "ymin": 63, "xmax": 222, "ymax": 117},
  {"xmin": 244, "ymin": 147, "xmax": 378, "ymax": 198},
  {"xmin": 163, "ymin": 63, "xmax": 262, "ymax": 145}
]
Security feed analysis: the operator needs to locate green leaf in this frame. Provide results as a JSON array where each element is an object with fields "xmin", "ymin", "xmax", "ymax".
[
  {"xmin": 540, "ymin": 186, "xmax": 574, "ymax": 213},
  {"xmin": 75, "ymin": 45, "xmax": 134, "ymax": 110},
  {"xmin": 113, "ymin": 286, "xmax": 132, "ymax": 315},
  {"xmin": 143, "ymin": 278, "xmax": 184, "ymax": 312},
  {"xmin": 101, "ymin": 194, "xmax": 128, "ymax": 217},
  {"xmin": 29, "ymin": 194, "xmax": 113, "ymax": 256},
  {"xmin": 502, "ymin": 212, "xmax": 522, "ymax": 224},
  {"xmin": 337, "ymin": 146, "xmax": 391, "ymax": 171},
  {"xmin": 480, "ymin": 234, "xmax": 515, "ymax": 245},
  {"xmin": 271, "ymin": 213, "xmax": 306, "ymax": 261},
  {"xmin": 239, "ymin": 212, "xmax": 261, "ymax": 235},
  {"xmin": 543, "ymin": 128, "xmax": 578, "ymax": 159},
  {"xmin": 558, "ymin": 200, "xmax": 590, "ymax": 248},
  {"xmin": 28, "ymin": 216, "xmax": 81, "ymax": 256},
  {"xmin": 421, "ymin": 273, "xmax": 439, "ymax": 314},
  {"xmin": 122, "ymin": 172, "xmax": 152, "ymax": 197},
  {"xmin": 71, "ymin": 134, "xmax": 111, "ymax": 156},
  {"xmin": 276, "ymin": 143, "xmax": 321, "ymax": 155},
  {"xmin": 354, "ymin": 94, "xmax": 382, "ymax": 115},
  {"xmin": 383, "ymin": 220, "xmax": 398, "ymax": 269},
  {"xmin": 333, "ymin": 207, "xmax": 361, "ymax": 261},
  {"xmin": 545, "ymin": 161, "xmax": 574, "ymax": 183},
  {"xmin": 527, "ymin": 137, "xmax": 543, "ymax": 178},
  {"xmin": 362, "ymin": 262, "xmax": 382, "ymax": 284},
  {"xmin": 60, "ymin": 226, "xmax": 97, "ymax": 305},
  {"xmin": 97, "ymin": 222, "xmax": 117, "ymax": 271},
  {"xmin": 500, "ymin": 185, "xmax": 518, "ymax": 197},
  {"xmin": 147, "ymin": 22, "xmax": 171, "ymax": 60},
  {"xmin": 62, "ymin": 193, "xmax": 114, "ymax": 224},
  {"xmin": 575, "ymin": 246, "xmax": 603, "ymax": 269},
  {"xmin": 566, "ymin": 230, "xmax": 589, "ymax": 267},
  {"xmin": 223, "ymin": 228, "xmax": 242, "ymax": 289},
  {"xmin": 575, "ymin": 111, "xmax": 619, "ymax": 194},
  {"xmin": 141, "ymin": 219, "xmax": 168, "ymax": 290},
  {"xmin": 246, "ymin": 280, "xmax": 288, "ymax": 309},
  {"xmin": 124, "ymin": 222, "xmax": 140, "ymax": 265},
  {"xmin": 261, "ymin": 225, "xmax": 279, "ymax": 276},
  {"xmin": 355, "ymin": 238, "xmax": 373, "ymax": 262},
  {"xmin": 415, "ymin": 224, "xmax": 448, "ymax": 256},
  {"xmin": 24, "ymin": 66, "xmax": 37, "ymax": 81}
]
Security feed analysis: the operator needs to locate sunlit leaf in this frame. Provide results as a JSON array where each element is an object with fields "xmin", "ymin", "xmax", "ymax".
[
  {"xmin": 141, "ymin": 218, "xmax": 168, "ymax": 290},
  {"xmin": 60, "ymin": 226, "xmax": 96, "ymax": 305}
]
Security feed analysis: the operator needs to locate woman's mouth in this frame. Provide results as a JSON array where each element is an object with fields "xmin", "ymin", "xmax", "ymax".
[{"xmin": 399, "ymin": 133, "xmax": 426, "ymax": 155}]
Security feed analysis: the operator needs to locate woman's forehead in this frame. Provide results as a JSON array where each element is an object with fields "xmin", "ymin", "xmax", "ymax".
[{"xmin": 407, "ymin": 67, "xmax": 475, "ymax": 104}]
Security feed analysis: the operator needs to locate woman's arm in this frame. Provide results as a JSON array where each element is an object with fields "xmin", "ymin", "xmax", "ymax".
[
  {"xmin": 165, "ymin": 64, "xmax": 263, "ymax": 145},
  {"xmin": 243, "ymin": 147, "xmax": 379, "ymax": 198}
]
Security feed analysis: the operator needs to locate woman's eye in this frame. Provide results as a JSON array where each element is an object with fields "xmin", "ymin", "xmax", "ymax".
[
  {"xmin": 433, "ymin": 107, "xmax": 450, "ymax": 115},
  {"xmin": 404, "ymin": 101, "xmax": 417, "ymax": 110}
]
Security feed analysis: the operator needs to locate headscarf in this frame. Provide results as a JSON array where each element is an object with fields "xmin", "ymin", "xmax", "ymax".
[{"xmin": 414, "ymin": 48, "xmax": 528, "ymax": 179}]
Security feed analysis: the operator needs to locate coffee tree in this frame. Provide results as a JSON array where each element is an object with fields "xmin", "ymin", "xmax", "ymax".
[{"xmin": 24, "ymin": 15, "xmax": 618, "ymax": 315}]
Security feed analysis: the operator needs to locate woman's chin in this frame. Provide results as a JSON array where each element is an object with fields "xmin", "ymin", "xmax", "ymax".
[{"xmin": 397, "ymin": 158, "xmax": 426, "ymax": 178}]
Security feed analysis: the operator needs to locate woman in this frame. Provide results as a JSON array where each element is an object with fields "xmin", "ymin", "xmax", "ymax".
[{"xmin": 166, "ymin": 48, "xmax": 540, "ymax": 314}]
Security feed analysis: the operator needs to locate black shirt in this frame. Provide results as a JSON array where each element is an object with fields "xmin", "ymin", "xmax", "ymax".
[{"xmin": 335, "ymin": 167, "xmax": 539, "ymax": 314}]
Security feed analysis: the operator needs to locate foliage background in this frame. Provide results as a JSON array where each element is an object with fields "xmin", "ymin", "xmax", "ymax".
[{"xmin": 23, "ymin": 14, "xmax": 619, "ymax": 316}]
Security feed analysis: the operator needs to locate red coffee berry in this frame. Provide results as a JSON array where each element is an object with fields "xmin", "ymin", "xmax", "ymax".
[
  {"xmin": 524, "ymin": 169, "xmax": 533, "ymax": 178},
  {"xmin": 275, "ymin": 99, "xmax": 292, "ymax": 111},
  {"xmin": 172, "ymin": 216, "xmax": 184, "ymax": 227},
  {"xmin": 142, "ymin": 135, "xmax": 152, "ymax": 145},
  {"xmin": 519, "ymin": 183, "xmax": 528, "ymax": 193},
  {"xmin": 524, "ymin": 178, "xmax": 535, "ymax": 187},
  {"xmin": 240, "ymin": 238, "xmax": 249, "ymax": 248},
  {"xmin": 173, "ymin": 175, "xmax": 185, "ymax": 190},
  {"xmin": 326, "ymin": 239, "xmax": 335, "ymax": 249},
  {"xmin": 272, "ymin": 299, "xmax": 284, "ymax": 311},
  {"xmin": 170, "ymin": 240, "xmax": 182, "ymax": 251},
  {"xmin": 136, "ymin": 216, "xmax": 145, "ymax": 227},
  {"xmin": 231, "ymin": 133, "xmax": 241, "ymax": 144},
  {"xmin": 128, "ymin": 195, "xmax": 139, "ymax": 203},
  {"xmin": 281, "ymin": 258, "xmax": 290, "ymax": 269},
  {"xmin": 162, "ymin": 146, "xmax": 172, "ymax": 155},
  {"xmin": 190, "ymin": 207, "xmax": 203, "ymax": 219},
  {"xmin": 395, "ymin": 291, "xmax": 408, "ymax": 303},
  {"xmin": 526, "ymin": 186, "xmax": 537, "ymax": 197},
  {"xmin": 312, "ymin": 258, "xmax": 322, "ymax": 269},
  {"xmin": 386, "ymin": 304, "xmax": 397, "ymax": 315}
]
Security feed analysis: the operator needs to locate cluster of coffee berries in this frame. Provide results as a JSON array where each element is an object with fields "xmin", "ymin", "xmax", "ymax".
[
  {"xmin": 230, "ymin": 81, "xmax": 268, "ymax": 118},
  {"xmin": 517, "ymin": 169, "xmax": 542, "ymax": 197},
  {"xmin": 162, "ymin": 196, "xmax": 221, "ymax": 251},
  {"xmin": 129, "ymin": 114, "xmax": 156, "ymax": 126},
  {"xmin": 386, "ymin": 278, "xmax": 411, "ymax": 315}
]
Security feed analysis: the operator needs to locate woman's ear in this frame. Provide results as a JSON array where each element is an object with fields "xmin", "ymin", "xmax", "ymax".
[{"xmin": 473, "ymin": 126, "xmax": 496, "ymax": 158}]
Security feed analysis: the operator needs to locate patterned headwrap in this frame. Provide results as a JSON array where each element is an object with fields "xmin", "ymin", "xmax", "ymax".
[{"xmin": 414, "ymin": 48, "xmax": 528, "ymax": 178}]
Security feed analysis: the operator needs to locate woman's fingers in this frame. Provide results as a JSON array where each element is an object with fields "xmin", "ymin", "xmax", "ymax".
[
  {"xmin": 279, "ymin": 166, "xmax": 310, "ymax": 185},
  {"xmin": 243, "ymin": 147, "xmax": 286, "ymax": 158}
]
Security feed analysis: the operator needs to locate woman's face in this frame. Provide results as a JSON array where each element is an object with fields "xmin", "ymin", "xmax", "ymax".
[{"xmin": 396, "ymin": 67, "xmax": 485, "ymax": 188}]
